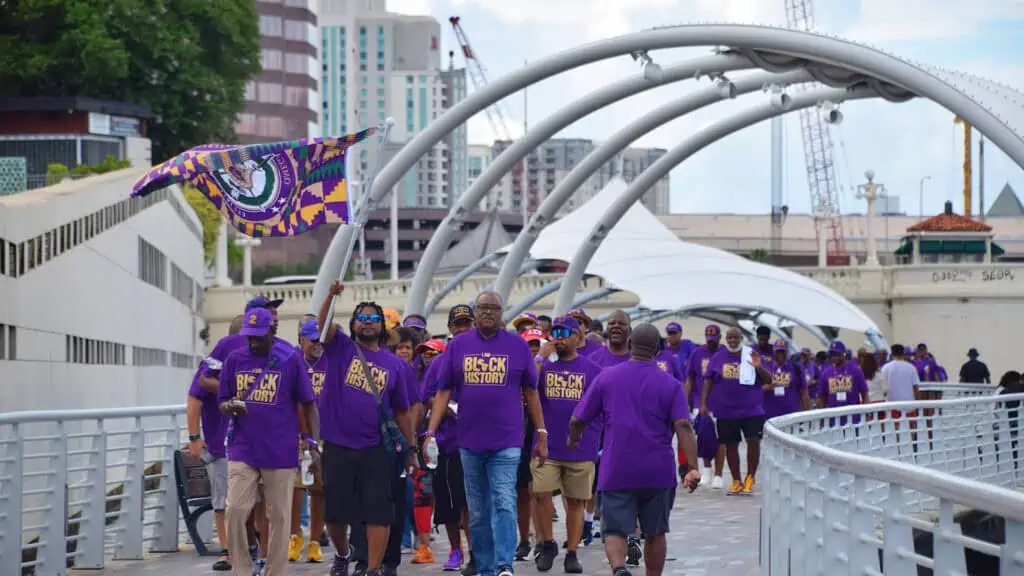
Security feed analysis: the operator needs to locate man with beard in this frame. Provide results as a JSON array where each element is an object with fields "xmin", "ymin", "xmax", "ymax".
[
  {"xmin": 316, "ymin": 282, "xmax": 418, "ymax": 576},
  {"xmin": 219, "ymin": 308, "xmax": 317, "ymax": 576},
  {"xmin": 531, "ymin": 316, "xmax": 602, "ymax": 574},
  {"xmin": 664, "ymin": 322, "xmax": 696, "ymax": 374},
  {"xmin": 568, "ymin": 309, "xmax": 602, "ymax": 357},
  {"xmin": 569, "ymin": 324, "xmax": 700, "ymax": 576},
  {"xmin": 589, "ymin": 311, "xmax": 630, "ymax": 368},
  {"xmin": 425, "ymin": 291, "xmax": 548, "ymax": 576},
  {"xmin": 700, "ymin": 327, "xmax": 771, "ymax": 496},
  {"xmin": 420, "ymin": 305, "xmax": 476, "ymax": 575},
  {"xmin": 683, "ymin": 325, "xmax": 723, "ymax": 488}
]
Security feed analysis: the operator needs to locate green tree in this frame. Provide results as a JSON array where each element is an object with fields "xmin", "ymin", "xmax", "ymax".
[
  {"xmin": 182, "ymin": 185, "xmax": 222, "ymax": 262},
  {"xmin": 0, "ymin": 0, "xmax": 261, "ymax": 162}
]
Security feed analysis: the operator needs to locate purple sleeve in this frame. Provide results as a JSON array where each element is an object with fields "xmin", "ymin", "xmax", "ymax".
[
  {"xmin": 668, "ymin": 377, "xmax": 690, "ymax": 422},
  {"xmin": 403, "ymin": 363, "xmax": 420, "ymax": 406},
  {"xmin": 420, "ymin": 361, "xmax": 439, "ymax": 403},
  {"xmin": 217, "ymin": 353, "xmax": 236, "ymax": 404},
  {"xmin": 187, "ymin": 366, "xmax": 206, "ymax": 399},
  {"xmin": 521, "ymin": 341, "xmax": 538, "ymax": 390},
  {"xmin": 816, "ymin": 369, "xmax": 828, "ymax": 398},
  {"xmin": 670, "ymin": 358, "xmax": 683, "ymax": 381},
  {"xmin": 438, "ymin": 345, "xmax": 456, "ymax": 391},
  {"xmin": 294, "ymin": 357, "xmax": 316, "ymax": 404},
  {"xmin": 792, "ymin": 366, "xmax": 805, "ymax": 391},
  {"xmin": 388, "ymin": 362, "xmax": 411, "ymax": 414},
  {"xmin": 573, "ymin": 373, "xmax": 604, "ymax": 423}
]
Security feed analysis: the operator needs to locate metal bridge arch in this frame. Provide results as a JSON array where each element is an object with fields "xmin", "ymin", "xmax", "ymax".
[{"xmin": 308, "ymin": 24, "xmax": 1024, "ymax": 314}]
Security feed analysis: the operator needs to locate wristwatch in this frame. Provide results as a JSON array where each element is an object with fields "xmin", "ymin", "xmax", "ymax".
[
  {"xmin": 189, "ymin": 434, "xmax": 201, "ymax": 442},
  {"xmin": 408, "ymin": 444, "xmax": 420, "ymax": 454}
]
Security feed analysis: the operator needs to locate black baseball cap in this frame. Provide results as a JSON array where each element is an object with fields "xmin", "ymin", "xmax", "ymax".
[{"xmin": 448, "ymin": 304, "xmax": 474, "ymax": 324}]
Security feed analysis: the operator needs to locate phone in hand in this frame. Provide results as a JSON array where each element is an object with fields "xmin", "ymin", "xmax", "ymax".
[{"xmin": 228, "ymin": 399, "xmax": 247, "ymax": 415}]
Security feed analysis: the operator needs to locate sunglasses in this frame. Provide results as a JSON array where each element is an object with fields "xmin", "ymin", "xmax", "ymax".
[
  {"xmin": 355, "ymin": 313, "xmax": 383, "ymax": 323},
  {"xmin": 422, "ymin": 349, "xmax": 439, "ymax": 358},
  {"xmin": 550, "ymin": 327, "xmax": 572, "ymax": 339}
]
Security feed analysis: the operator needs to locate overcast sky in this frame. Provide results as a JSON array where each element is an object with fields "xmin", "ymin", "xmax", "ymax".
[{"xmin": 387, "ymin": 0, "xmax": 1024, "ymax": 216}]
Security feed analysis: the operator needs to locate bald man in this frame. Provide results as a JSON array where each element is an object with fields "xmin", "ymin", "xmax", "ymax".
[{"xmin": 569, "ymin": 324, "xmax": 699, "ymax": 576}]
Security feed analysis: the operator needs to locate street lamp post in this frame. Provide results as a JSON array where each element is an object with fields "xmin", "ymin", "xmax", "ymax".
[
  {"xmin": 918, "ymin": 175, "xmax": 932, "ymax": 219},
  {"xmin": 856, "ymin": 170, "xmax": 885, "ymax": 267}
]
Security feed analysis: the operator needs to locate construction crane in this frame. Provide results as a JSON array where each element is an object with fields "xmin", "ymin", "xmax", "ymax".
[
  {"xmin": 954, "ymin": 115, "xmax": 973, "ymax": 216},
  {"xmin": 448, "ymin": 16, "xmax": 532, "ymax": 215},
  {"xmin": 783, "ymin": 0, "xmax": 848, "ymax": 266}
]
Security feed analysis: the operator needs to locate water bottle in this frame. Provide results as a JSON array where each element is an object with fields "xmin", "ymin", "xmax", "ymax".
[
  {"xmin": 301, "ymin": 450, "xmax": 314, "ymax": 487},
  {"xmin": 424, "ymin": 436, "xmax": 439, "ymax": 470}
]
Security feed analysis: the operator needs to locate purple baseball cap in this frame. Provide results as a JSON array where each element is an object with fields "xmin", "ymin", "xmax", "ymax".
[
  {"xmin": 552, "ymin": 315, "xmax": 581, "ymax": 334},
  {"xmin": 403, "ymin": 315, "xmax": 428, "ymax": 329},
  {"xmin": 828, "ymin": 340, "xmax": 847, "ymax": 355},
  {"xmin": 567, "ymin": 308, "xmax": 592, "ymax": 328},
  {"xmin": 704, "ymin": 324, "xmax": 721, "ymax": 341},
  {"xmin": 665, "ymin": 322, "xmax": 682, "ymax": 334},
  {"xmin": 240, "ymin": 308, "xmax": 274, "ymax": 337},
  {"xmin": 299, "ymin": 319, "xmax": 320, "ymax": 341},
  {"xmin": 245, "ymin": 294, "xmax": 284, "ymax": 311},
  {"xmin": 773, "ymin": 340, "xmax": 787, "ymax": 352}
]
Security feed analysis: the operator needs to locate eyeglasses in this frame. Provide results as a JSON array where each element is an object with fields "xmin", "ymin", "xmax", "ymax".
[
  {"xmin": 355, "ymin": 313, "xmax": 383, "ymax": 323},
  {"xmin": 422, "ymin": 350, "xmax": 439, "ymax": 358},
  {"xmin": 550, "ymin": 327, "xmax": 572, "ymax": 339}
]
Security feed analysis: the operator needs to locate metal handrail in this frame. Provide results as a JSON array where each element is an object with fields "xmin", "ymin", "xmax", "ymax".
[{"xmin": 765, "ymin": 393, "xmax": 1024, "ymax": 522}]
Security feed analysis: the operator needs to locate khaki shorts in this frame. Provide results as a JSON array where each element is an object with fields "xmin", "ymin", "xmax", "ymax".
[{"xmin": 531, "ymin": 459, "xmax": 595, "ymax": 500}]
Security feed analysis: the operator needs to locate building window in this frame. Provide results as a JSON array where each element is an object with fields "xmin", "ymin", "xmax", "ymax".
[
  {"xmin": 259, "ymin": 15, "xmax": 282, "ymax": 37},
  {"xmin": 284, "ymin": 20, "xmax": 309, "ymax": 42},
  {"xmin": 258, "ymin": 82, "xmax": 283, "ymax": 103},
  {"xmin": 236, "ymin": 112, "xmax": 257, "ymax": 135},
  {"xmin": 257, "ymin": 116, "xmax": 286, "ymax": 138},
  {"xmin": 244, "ymin": 81, "xmax": 256, "ymax": 100},
  {"xmin": 261, "ymin": 49, "xmax": 282, "ymax": 71},
  {"xmin": 288, "ymin": 87, "xmax": 309, "ymax": 107},
  {"xmin": 285, "ymin": 53, "xmax": 309, "ymax": 74},
  {"xmin": 138, "ymin": 237, "xmax": 167, "ymax": 290}
]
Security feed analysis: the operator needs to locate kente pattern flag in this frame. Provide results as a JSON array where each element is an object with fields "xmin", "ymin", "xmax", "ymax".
[{"xmin": 131, "ymin": 129, "xmax": 376, "ymax": 237}]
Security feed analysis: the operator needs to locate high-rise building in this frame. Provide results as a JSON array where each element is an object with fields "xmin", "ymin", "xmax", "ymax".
[
  {"xmin": 319, "ymin": 0, "xmax": 465, "ymax": 209},
  {"xmin": 441, "ymin": 66, "xmax": 468, "ymax": 207},
  {"xmin": 237, "ymin": 0, "xmax": 321, "ymax": 144},
  {"xmin": 489, "ymin": 138, "xmax": 671, "ymax": 215}
]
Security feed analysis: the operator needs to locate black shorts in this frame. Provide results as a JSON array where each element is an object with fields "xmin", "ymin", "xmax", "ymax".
[
  {"xmin": 716, "ymin": 415, "xmax": 766, "ymax": 445},
  {"xmin": 599, "ymin": 489, "xmax": 674, "ymax": 537},
  {"xmin": 322, "ymin": 441, "xmax": 394, "ymax": 526},
  {"xmin": 517, "ymin": 415, "xmax": 535, "ymax": 490},
  {"xmin": 433, "ymin": 450, "xmax": 466, "ymax": 525}
]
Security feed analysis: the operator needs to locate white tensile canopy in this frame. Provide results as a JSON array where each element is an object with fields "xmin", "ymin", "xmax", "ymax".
[{"xmin": 498, "ymin": 177, "xmax": 878, "ymax": 333}]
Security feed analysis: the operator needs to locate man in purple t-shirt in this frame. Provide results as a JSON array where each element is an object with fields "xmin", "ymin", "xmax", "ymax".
[
  {"xmin": 425, "ymin": 291, "xmax": 547, "ymax": 576},
  {"xmin": 569, "ymin": 324, "xmax": 700, "ymax": 576},
  {"xmin": 700, "ymin": 327, "xmax": 772, "ymax": 496},
  {"xmin": 531, "ymin": 316, "xmax": 601, "ymax": 574},
  {"xmin": 316, "ymin": 282, "xmax": 418, "ymax": 576},
  {"xmin": 589, "ymin": 310, "xmax": 630, "ymax": 368},
  {"xmin": 186, "ymin": 314, "xmax": 243, "ymax": 571},
  {"xmin": 684, "ymin": 324, "xmax": 723, "ymax": 488},
  {"xmin": 218, "ymin": 307, "xmax": 317, "ymax": 576}
]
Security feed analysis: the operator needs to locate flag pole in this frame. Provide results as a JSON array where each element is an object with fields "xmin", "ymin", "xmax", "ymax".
[{"xmin": 319, "ymin": 118, "xmax": 395, "ymax": 341}]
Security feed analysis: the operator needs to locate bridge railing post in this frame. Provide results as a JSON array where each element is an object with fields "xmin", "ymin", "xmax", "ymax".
[
  {"xmin": 150, "ymin": 415, "xmax": 182, "ymax": 552},
  {"xmin": 0, "ymin": 422, "xmax": 24, "ymax": 576},
  {"xmin": 76, "ymin": 420, "xmax": 108, "ymax": 569},
  {"xmin": 38, "ymin": 421, "xmax": 69, "ymax": 573},
  {"xmin": 113, "ymin": 417, "xmax": 145, "ymax": 560}
]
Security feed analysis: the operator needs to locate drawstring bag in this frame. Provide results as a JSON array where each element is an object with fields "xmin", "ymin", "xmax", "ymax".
[{"xmin": 694, "ymin": 413, "xmax": 718, "ymax": 460}]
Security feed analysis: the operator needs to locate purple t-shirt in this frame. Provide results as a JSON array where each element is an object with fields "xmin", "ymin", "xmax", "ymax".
[
  {"xmin": 817, "ymin": 364, "xmax": 868, "ymax": 408},
  {"xmin": 318, "ymin": 330, "xmax": 411, "ymax": 450},
  {"xmin": 187, "ymin": 364, "xmax": 227, "ymax": 458},
  {"xmin": 914, "ymin": 358, "xmax": 939, "ymax": 383},
  {"xmin": 589, "ymin": 346, "xmax": 630, "ymax": 368},
  {"xmin": 763, "ymin": 360, "xmax": 804, "ymax": 419},
  {"xmin": 538, "ymin": 355, "xmax": 602, "ymax": 462},
  {"xmin": 686, "ymin": 344, "xmax": 719, "ymax": 411},
  {"xmin": 573, "ymin": 360, "xmax": 689, "ymax": 491},
  {"xmin": 577, "ymin": 340, "xmax": 603, "ymax": 357},
  {"xmin": 707, "ymin": 348, "xmax": 765, "ymax": 419},
  {"xmin": 438, "ymin": 328, "xmax": 538, "ymax": 452},
  {"xmin": 303, "ymin": 352, "xmax": 327, "ymax": 399},
  {"xmin": 217, "ymin": 341, "xmax": 315, "ymax": 469},
  {"xmin": 400, "ymin": 361, "xmax": 420, "ymax": 407},
  {"xmin": 654, "ymin": 349, "xmax": 683, "ymax": 381},
  {"xmin": 204, "ymin": 334, "xmax": 248, "ymax": 378},
  {"xmin": 801, "ymin": 361, "xmax": 818, "ymax": 398},
  {"xmin": 420, "ymin": 357, "xmax": 460, "ymax": 454}
]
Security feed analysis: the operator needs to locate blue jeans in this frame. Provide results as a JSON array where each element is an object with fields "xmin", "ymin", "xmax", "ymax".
[
  {"xmin": 300, "ymin": 490, "xmax": 310, "ymax": 528},
  {"xmin": 460, "ymin": 447, "xmax": 521, "ymax": 576}
]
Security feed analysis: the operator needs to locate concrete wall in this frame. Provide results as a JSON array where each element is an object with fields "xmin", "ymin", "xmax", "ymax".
[
  {"xmin": 204, "ymin": 262, "xmax": 1024, "ymax": 380},
  {"xmin": 0, "ymin": 169, "xmax": 206, "ymax": 412}
]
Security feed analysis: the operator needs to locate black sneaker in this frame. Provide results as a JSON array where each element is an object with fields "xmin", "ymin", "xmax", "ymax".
[
  {"xmin": 381, "ymin": 565, "xmax": 398, "ymax": 576},
  {"xmin": 319, "ymin": 532, "xmax": 331, "ymax": 547},
  {"xmin": 563, "ymin": 551, "xmax": 583, "ymax": 574},
  {"xmin": 535, "ymin": 541, "xmax": 557, "ymax": 572},
  {"xmin": 515, "ymin": 541, "xmax": 531, "ymax": 561},
  {"xmin": 212, "ymin": 551, "xmax": 231, "ymax": 571},
  {"xmin": 625, "ymin": 536, "xmax": 642, "ymax": 566},
  {"xmin": 461, "ymin": 553, "xmax": 476, "ymax": 576},
  {"xmin": 330, "ymin": 554, "xmax": 350, "ymax": 576},
  {"xmin": 496, "ymin": 564, "xmax": 514, "ymax": 576},
  {"xmin": 352, "ymin": 563, "xmax": 368, "ymax": 576},
  {"xmin": 612, "ymin": 567, "xmax": 633, "ymax": 576},
  {"xmin": 581, "ymin": 521, "xmax": 593, "ymax": 546}
]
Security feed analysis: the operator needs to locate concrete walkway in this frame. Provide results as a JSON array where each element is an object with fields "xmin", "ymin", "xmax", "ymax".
[{"xmin": 76, "ymin": 486, "xmax": 760, "ymax": 576}]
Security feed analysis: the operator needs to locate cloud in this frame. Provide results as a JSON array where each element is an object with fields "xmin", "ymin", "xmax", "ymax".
[{"xmin": 841, "ymin": 0, "xmax": 1024, "ymax": 42}]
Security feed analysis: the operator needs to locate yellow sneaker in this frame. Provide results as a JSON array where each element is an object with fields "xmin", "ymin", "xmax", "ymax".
[
  {"xmin": 411, "ymin": 544, "xmax": 435, "ymax": 564},
  {"xmin": 306, "ymin": 541, "xmax": 323, "ymax": 563},
  {"xmin": 288, "ymin": 534, "xmax": 305, "ymax": 562},
  {"xmin": 727, "ymin": 479, "xmax": 743, "ymax": 495},
  {"xmin": 741, "ymin": 475, "xmax": 756, "ymax": 495}
]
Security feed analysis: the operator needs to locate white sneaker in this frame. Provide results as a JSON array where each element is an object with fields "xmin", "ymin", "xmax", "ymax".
[
  {"xmin": 711, "ymin": 475, "xmax": 724, "ymax": 489},
  {"xmin": 700, "ymin": 469, "xmax": 712, "ymax": 486}
]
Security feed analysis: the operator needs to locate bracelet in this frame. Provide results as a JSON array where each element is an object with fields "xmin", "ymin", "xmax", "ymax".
[{"xmin": 536, "ymin": 428, "xmax": 548, "ymax": 435}]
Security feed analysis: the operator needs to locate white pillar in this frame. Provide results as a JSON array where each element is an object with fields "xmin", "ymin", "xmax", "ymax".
[
  {"xmin": 390, "ymin": 186, "xmax": 399, "ymax": 281},
  {"xmin": 214, "ymin": 219, "xmax": 231, "ymax": 287},
  {"xmin": 817, "ymin": 219, "xmax": 828, "ymax": 267},
  {"xmin": 865, "ymin": 193, "xmax": 879, "ymax": 266},
  {"xmin": 234, "ymin": 237, "xmax": 261, "ymax": 287},
  {"xmin": 984, "ymin": 236, "xmax": 992, "ymax": 263}
]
